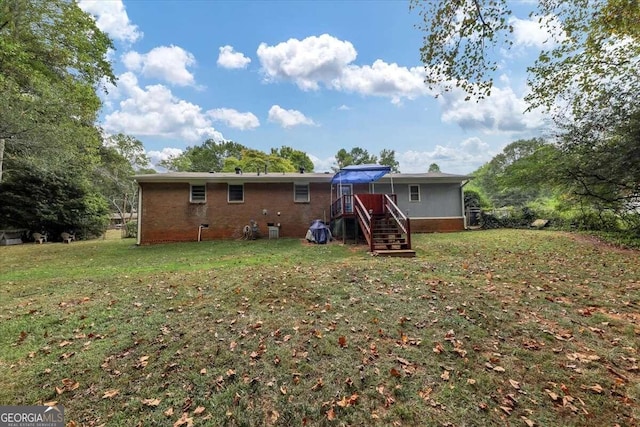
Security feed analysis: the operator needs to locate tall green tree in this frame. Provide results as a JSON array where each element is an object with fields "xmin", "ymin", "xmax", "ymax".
[
  {"xmin": 0, "ymin": 0, "xmax": 115, "ymax": 182},
  {"xmin": 411, "ymin": 0, "xmax": 640, "ymax": 115},
  {"xmin": 160, "ymin": 140, "xmax": 246, "ymax": 172},
  {"xmin": 270, "ymin": 146, "xmax": 314, "ymax": 172},
  {"xmin": 222, "ymin": 149, "xmax": 296, "ymax": 173},
  {"xmin": 0, "ymin": 0, "xmax": 115, "ymax": 236},
  {"xmin": 557, "ymin": 106, "xmax": 640, "ymax": 216},
  {"xmin": 333, "ymin": 147, "xmax": 379, "ymax": 171},
  {"xmin": 471, "ymin": 138, "xmax": 561, "ymax": 207},
  {"xmin": 94, "ymin": 134, "xmax": 151, "ymax": 228},
  {"xmin": 379, "ymin": 149, "xmax": 400, "ymax": 173},
  {"xmin": 428, "ymin": 163, "xmax": 441, "ymax": 173}
]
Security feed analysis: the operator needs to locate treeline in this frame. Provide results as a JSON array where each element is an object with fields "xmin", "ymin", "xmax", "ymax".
[{"xmin": 466, "ymin": 112, "xmax": 640, "ymax": 243}]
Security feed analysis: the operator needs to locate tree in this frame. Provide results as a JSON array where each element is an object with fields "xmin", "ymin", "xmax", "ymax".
[
  {"xmin": 222, "ymin": 149, "xmax": 296, "ymax": 173},
  {"xmin": 0, "ymin": 0, "xmax": 115, "ymax": 236},
  {"xmin": 0, "ymin": 159, "xmax": 110, "ymax": 239},
  {"xmin": 333, "ymin": 147, "xmax": 379, "ymax": 171},
  {"xmin": 270, "ymin": 146, "xmax": 314, "ymax": 172},
  {"xmin": 411, "ymin": 0, "xmax": 640, "ymax": 115},
  {"xmin": 160, "ymin": 140, "xmax": 246, "ymax": 172},
  {"xmin": 94, "ymin": 134, "xmax": 150, "ymax": 230},
  {"xmin": 379, "ymin": 149, "xmax": 400, "ymax": 173},
  {"xmin": 0, "ymin": 0, "xmax": 115, "ymax": 182},
  {"xmin": 470, "ymin": 138, "xmax": 561, "ymax": 207},
  {"xmin": 557, "ymin": 106, "xmax": 640, "ymax": 217},
  {"xmin": 428, "ymin": 163, "xmax": 441, "ymax": 173}
]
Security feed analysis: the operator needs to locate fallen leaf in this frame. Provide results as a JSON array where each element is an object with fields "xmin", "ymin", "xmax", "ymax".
[
  {"xmin": 193, "ymin": 406, "xmax": 206, "ymax": 415},
  {"xmin": 311, "ymin": 378, "xmax": 323, "ymax": 391},
  {"xmin": 102, "ymin": 389, "xmax": 119, "ymax": 399},
  {"xmin": 268, "ymin": 409, "xmax": 279, "ymax": 423},
  {"xmin": 142, "ymin": 398, "xmax": 161, "ymax": 407},
  {"xmin": 433, "ymin": 342, "xmax": 444, "ymax": 354},
  {"xmin": 338, "ymin": 336, "xmax": 347, "ymax": 348},
  {"xmin": 509, "ymin": 379, "xmax": 521, "ymax": 390},
  {"xmin": 581, "ymin": 384, "xmax": 603, "ymax": 394},
  {"xmin": 390, "ymin": 368, "xmax": 401, "ymax": 378},
  {"xmin": 493, "ymin": 366, "xmax": 506, "ymax": 373},
  {"xmin": 545, "ymin": 389, "xmax": 559, "ymax": 401},
  {"xmin": 441, "ymin": 370, "xmax": 450, "ymax": 381},
  {"xmin": 200, "ymin": 368, "xmax": 207, "ymax": 375},
  {"xmin": 173, "ymin": 413, "xmax": 193, "ymax": 427},
  {"xmin": 521, "ymin": 416, "xmax": 535, "ymax": 426},
  {"xmin": 164, "ymin": 407, "xmax": 174, "ymax": 417},
  {"xmin": 500, "ymin": 405, "xmax": 512, "ymax": 415},
  {"xmin": 337, "ymin": 396, "xmax": 350, "ymax": 407},
  {"xmin": 326, "ymin": 407, "xmax": 335, "ymax": 420}
]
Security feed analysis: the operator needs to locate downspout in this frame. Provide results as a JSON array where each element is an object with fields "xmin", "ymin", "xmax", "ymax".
[
  {"xmin": 460, "ymin": 179, "xmax": 470, "ymax": 230},
  {"xmin": 136, "ymin": 182, "xmax": 143, "ymax": 245}
]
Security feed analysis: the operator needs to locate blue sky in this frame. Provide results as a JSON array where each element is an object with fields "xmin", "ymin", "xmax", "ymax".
[{"xmin": 78, "ymin": 1, "xmax": 554, "ymax": 174}]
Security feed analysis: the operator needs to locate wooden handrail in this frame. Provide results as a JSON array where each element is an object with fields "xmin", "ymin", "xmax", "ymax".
[
  {"xmin": 354, "ymin": 195, "xmax": 373, "ymax": 251},
  {"xmin": 383, "ymin": 194, "xmax": 411, "ymax": 249}
]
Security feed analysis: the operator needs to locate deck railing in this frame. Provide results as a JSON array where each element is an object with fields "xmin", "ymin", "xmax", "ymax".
[
  {"xmin": 383, "ymin": 194, "xmax": 411, "ymax": 250},
  {"xmin": 353, "ymin": 195, "xmax": 373, "ymax": 251}
]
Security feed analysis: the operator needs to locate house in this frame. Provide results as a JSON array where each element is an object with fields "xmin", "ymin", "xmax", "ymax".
[{"xmin": 133, "ymin": 168, "xmax": 471, "ymax": 247}]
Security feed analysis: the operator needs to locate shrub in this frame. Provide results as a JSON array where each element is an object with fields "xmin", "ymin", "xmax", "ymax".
[{"xmin": 124, "ymin": 221, "xmax": 137, "ymax": 239}]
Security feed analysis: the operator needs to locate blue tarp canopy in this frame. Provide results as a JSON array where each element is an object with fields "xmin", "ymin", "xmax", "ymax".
[{"xmin": 331, "ymin": 164, "xmax": 391, "ymax": 184}]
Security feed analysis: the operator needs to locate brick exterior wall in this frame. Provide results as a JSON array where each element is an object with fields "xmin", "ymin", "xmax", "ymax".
[
  {"xmin": 410, "ymin": 218, "xmax": 466, "ymax": 233},
  {"xmin": 139, "ymin": 181, "xmax": 333, "ymax": 244}
]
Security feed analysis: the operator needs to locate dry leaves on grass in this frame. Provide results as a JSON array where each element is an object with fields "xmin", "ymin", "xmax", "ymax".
[
  {"xmin": 142, "ymin": 398, "xmax": 161, "ymax": 407},
  {"xmin": 102, "ymin": 389, "xmax": 119, "ymax": 399},
  {"xmin": 55, "ymin": 378, "xmax": 79, "ymax": 395}
]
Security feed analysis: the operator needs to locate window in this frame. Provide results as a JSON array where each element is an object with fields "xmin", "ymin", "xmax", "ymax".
[
  {"xmin": 190, "ymin": 184, "xmax": 206, "ymax": 203},
  {"xmin": 228, "ymin": 184, "xmax": 244, "ymax": 202},
  {"xmin": 294, "ymin": 183, "xmax": 310, "ymax": 202},
  {"xmin": 409, "ymin": 185, "xmax": 420, "ymax": 202}
]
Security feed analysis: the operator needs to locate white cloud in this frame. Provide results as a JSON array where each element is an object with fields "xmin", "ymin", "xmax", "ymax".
[
  {"xmin": 217, "ymin": 45, "xmax": 252, "ymax": 69},
  {"xmin": 147, "ymin": 147, "xmax": 184, "ymax": 169},
  {"xmin": 257, "ymin": 34, "xmax": 357, "ymax": 90},
  {"xmin": 398, "ymin": 137, "xmax": 492, "ymax": 174},
  {"xmin": 337, "ymin": 104, "xmax": 351, "ymax": 111},
  {"xmin": 122, "ymin": 45, "xmax": 196, "ymax": 86},
  {"xmin": 257, "ymin": 34, "xmax": 434, "ymax": 103},
  {"xmin": 78, "ymin": 0, "xmax": 142, "ymax": 43},
  {"xmin": 439, "ymin": 86, "xmax": 547, "ymax": 133},
  {"xmin": 307, "ymin": 154, "xmax": 335, "ymax": 173},
  {"xmin": 208, "ymin": 108, "xmax": 260, "ymax": 130},
  {"xmin": 267, "ymin": 105, "xmax": 316, "ymax": 128},
  {"xmin": 334, "ymin": 60, "xmax": 430, "ymax": 103},
  {"xmin": 103, "ymin": 72, "xmax": 224, "ymax": 142},
  {"xmin": 509, "ymin": 15, "xmax": 566, "ymax": 49}
]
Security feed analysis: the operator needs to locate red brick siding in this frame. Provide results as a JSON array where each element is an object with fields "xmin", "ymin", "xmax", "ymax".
[
  {"xmin": 410, "ymin": 218, "xmax": 465, "ymax": 233},
  {"xmin": 139, "ymin": 182, "xmax": 332, "ymax": 244}
]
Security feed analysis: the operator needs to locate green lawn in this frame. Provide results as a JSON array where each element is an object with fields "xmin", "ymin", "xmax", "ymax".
[{"xmin": 1, "ymin": 230, "xmax": 638, "ymax": 426}]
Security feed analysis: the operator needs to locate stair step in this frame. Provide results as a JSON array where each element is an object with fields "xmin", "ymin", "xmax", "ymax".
[{"xmin": 373, "ymin": 249, "xmax": 416, "ymax": 257}]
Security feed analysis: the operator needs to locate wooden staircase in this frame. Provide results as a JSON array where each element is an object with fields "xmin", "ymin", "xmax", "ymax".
[{"xmin": 353, "ymin": 194, "xmax": 415, "ymax": 257}]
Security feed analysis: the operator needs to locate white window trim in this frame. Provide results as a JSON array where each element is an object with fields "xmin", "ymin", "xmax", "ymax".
[
  {"xmin": 294, "ymin": 182, "xmax": 310, "ymax": 203},
  {"xmin": 190, "ymin": 183, "xmax": 206, "ymax": 203},
  {"xmin": 228, "ymin": 183, "xmax": 244, "ymax": 203},
  {"xmin": 409, "ymin": 184, "xmax": 421, "ymax": 202}
]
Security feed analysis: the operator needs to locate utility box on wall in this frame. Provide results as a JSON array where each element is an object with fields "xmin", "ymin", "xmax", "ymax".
[{"xmin": 268, "ymin": 226, "xmax": 279, "ymax": 239}]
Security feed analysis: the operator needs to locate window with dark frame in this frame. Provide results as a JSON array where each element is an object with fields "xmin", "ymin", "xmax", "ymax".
[
  {"xmin": 294, "ymin": 183, "xmax": 310, "ymax": 202},
  {"xmin": 228, "ymin": 184, "xmax": 244, "ymax": 202},
  {"xmin": 409, "ymin": 184, "xmax": 420, "ymax": 202},
  {"xmin": 190, "ymin": 184, "xmax": 206, "ymax": 203}
]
